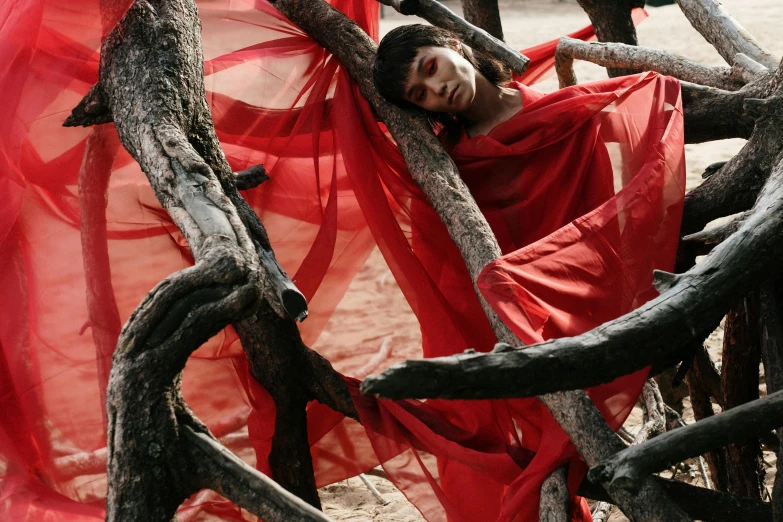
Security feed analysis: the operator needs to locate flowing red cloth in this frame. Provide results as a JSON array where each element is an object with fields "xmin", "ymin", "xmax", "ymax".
[{"xmin": 0, "ymin": 1, "xmax": 682, "ymax": 521}]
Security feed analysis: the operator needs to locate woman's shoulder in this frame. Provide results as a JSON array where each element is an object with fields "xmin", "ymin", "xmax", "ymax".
[{"xmin": 508, "ymin": 81, "xmax": 547, "ymax": 108}]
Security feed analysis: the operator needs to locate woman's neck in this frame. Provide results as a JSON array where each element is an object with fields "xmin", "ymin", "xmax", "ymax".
[{"xmin": 461, "ymin": 75, "xmax": 522, "ymax": 137}]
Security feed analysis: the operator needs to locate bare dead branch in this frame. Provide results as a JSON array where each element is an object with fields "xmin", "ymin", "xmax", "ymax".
[
  {"xmin": 588, "ymin": 388, "xmax": 783, "ymax": 493},
  {"xmin": 732, "ymin": 53, "xmax": 770, "ymax": 84},
  {"xmin": 458, "ymin": 0, "xmax": 503, "ymax": 41},
  {"xmin": 635, "ymin": 380, "xmax": 666, "ymax": 444},
  {"xmin": 555, "ymin": 37, "xmax": 743, "ymax": 91},
  {"xmin": 539, "ymin": 465, "xmax": 569, "ymax": 522},
  {"xmin": 578, "ymin": 476, "xmax": 772, "ymax": 521},
  {"xmin": 675, "ymin": 0, "xmax": 779, "ymax": 69},
  {"xmin": 574, "ymin": 0, "xmax": 644, "ymax": 77},
  {"xmin": 78, "ymin": 126, "xmax": 123, "ymax": 425},
  {"xmin": 234, "ymin": 163, "xmax": 269, "ymax": 191},
  {"xmin": 376, "ymin": 0, "xmax": 529, "ymax": 74},
  {"xmin": 718, "ymin": 292, "xmax": 764, "ymax": 498},
  {"xmin": 184, "ymin": 425, "xmax": 334, "ymax": 522},
  {"xmin": 679, "ymin": 211, "xmax": 750, "ymax": 258}
]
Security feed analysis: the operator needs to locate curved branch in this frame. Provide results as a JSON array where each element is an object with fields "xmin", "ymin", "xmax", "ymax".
[
  {"xmin": 377, "ymin": 0, "xmax": 528, "ymax": 75},
  {"xmin": 588, "ymin": 388, "xmax": 783, "ymax": 493},
  {"xmin": 555, "ymin": 37, "xmax": 743, "ymax": 91},
  {"xmin": 184, "ymin": 425, "xmax": 334, "ymax": 521},
  {"xmin": 675, "ymin": 0, "xmax": 779, "ymax": 69}
]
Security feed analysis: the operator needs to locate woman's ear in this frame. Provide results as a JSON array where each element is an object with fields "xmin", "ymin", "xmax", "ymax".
[{"xmin": 447, "ymin": 38, "xmax": 463, "ymax": 56}]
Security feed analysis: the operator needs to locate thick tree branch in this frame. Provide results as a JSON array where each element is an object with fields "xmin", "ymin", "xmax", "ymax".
[
  {"xmin": 759, "ymin": 277, "xmax": 783, "ymax": 520},
  {"xmin": 575, "ymin": 0, "xmax": 644, "ymax": 78},
  {"xmin": 78, "ymin": 126, "xmax": 123, "ymax": 425},
  {"xmin": 184, "ymin": 425, "xmax": 334, "ymax": 521},
  {"xmin": 588, "ymin": 388, "xmax": 783, "ymax": 493},
  {"xmin": 578, "ymin": 476, "xmax": 772, "ymax": 521},
  {"xmin": 377, "ymin": 0, "xmax": 528, "ymax": 74},
  {"xmin": 675, "ymin": 0, "xmax": 779, "ymax": 69},
  {"xmin": 555, "ymin": 37, "xmax": 743, "ymax": 91}
]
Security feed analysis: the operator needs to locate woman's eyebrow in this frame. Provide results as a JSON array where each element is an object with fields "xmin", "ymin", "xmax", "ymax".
[{"xmin": 405, "ymin": 56, "xmax": 427, "ymax": 99}]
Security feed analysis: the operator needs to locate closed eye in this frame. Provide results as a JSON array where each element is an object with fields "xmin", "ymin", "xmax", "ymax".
[{"xmin": 427, "ymin": 60, "xmax": 436, "ymax": 76}]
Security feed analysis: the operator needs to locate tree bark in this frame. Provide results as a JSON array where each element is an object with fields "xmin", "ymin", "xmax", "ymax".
[
  {"xmin": 760, "ymin": 277, "xmax": 783, "ymax": 521},
  {"xmin": 575, "ymin": 0, "xmax": 644, "ymax": 77},
  {"xmin": 460, "ymin": 0, "xmax": 503, "ymax": 41},
  {"xmin": 589, "ymin": 388, "xmax": 783, "ymax": 493},
  {"xmin": 717, "ymin": 294, "xmax": 764, "ymax": 498}
]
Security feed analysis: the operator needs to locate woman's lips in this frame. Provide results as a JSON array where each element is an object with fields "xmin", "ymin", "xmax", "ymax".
[{"xmin": 448, "ymin": 86, "xmax": 458, "ymax": 105}]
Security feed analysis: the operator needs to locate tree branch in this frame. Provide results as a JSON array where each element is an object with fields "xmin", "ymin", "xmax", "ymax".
[
  {"xmin": 377, "ymin": 0, "xmax": 528, "ymax": 74},
  {"xmin": 578, "ymin": 476, "xmax": 772, "ymax": 521},
  {"xmin": 184, "ymin": 425, "xmax": 334, "ymax": 522},
  {"xmin": 588, "ymin": 388, "xmax": 783, "ymax": 493},
  {"xmin": 555, "ymin": 37, "xmax": 743, "ymax": 91},
  {"xmin": 675, "ymin": 0, "xmax": 779, "ymax": 69}
]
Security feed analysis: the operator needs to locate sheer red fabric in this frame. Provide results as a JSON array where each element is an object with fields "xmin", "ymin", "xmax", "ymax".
[{"xmin": 0, "ymin": 1, "xmax": 682, "ymax": 521}]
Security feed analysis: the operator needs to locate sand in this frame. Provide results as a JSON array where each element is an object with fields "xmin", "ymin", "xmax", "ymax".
[{"xmin": 315, "ymin": 1, "xmax": 783, "ymax": 520}]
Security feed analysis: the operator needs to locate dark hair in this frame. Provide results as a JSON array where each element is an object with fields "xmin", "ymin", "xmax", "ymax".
[{"xmin": 373, "ymin": 24, "xmax": 511, "ymax": 145}]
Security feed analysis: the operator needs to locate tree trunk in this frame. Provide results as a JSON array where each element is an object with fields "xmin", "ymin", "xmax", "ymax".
[
  {"xmin": 460, "ymin": 0, "xmax": 504, "ymax": 41},
  {"xmin": 717, "ymin": 293, "xmax": 764, "ymax": 498},
  {"xmin": 575, "ymin": 0, "xmax": 645, "ymax": 77}
]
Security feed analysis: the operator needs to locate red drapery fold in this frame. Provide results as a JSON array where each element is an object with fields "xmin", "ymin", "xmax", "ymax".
[{"xmin": 0, "ymin": 1, "xmax": 682, "ymax": 521}]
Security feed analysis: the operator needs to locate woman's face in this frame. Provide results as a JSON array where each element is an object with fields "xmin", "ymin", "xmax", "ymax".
[{"xmin": 402, "ymin": 43, "xmax": 477, "ymax": 113}]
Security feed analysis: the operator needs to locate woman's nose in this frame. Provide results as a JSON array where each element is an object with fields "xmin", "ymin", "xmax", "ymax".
[{"xmin": 424, "ymin": 76, "xmax": 446, "ymax": 97}]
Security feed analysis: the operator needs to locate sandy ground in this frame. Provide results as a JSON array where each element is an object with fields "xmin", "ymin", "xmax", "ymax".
[{"xmin": 315, "ymin": 1, "xmax": 783, "ymax": 520}]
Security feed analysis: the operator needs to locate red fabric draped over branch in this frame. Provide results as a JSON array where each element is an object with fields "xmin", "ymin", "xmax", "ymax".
[{"xmin": 0, "ymin": 1, "xmax": 682, "ymax": 521}]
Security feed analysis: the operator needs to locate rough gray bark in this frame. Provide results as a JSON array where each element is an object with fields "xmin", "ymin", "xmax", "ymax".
[
  {"xmin": 539, "ymin": 466, "xmax": 569, "ymax": 522},
  {"xmin": 589, "ymin": 387, "xmax": 783, "ymax": 493},
  {"xmin": 378, "ymin": 0, "xmax": 528, "ymax": 74},
  {"xmin": 460, "ymin": 0, "xmax": 503, "ymax": 42},
  {"xmin": 675, "ymin": 0, "xmax": 779, "ymax": 69},
  {"xmin": 78, "ymin": 126, "xmax": 123, "ymax": 425},
  {"xmin": 555, "ymin": 37, "xmax": 744, "ymax": 91},
  {"xmin": 575, "ymin": 0, "xmax": 644, "ymax": 77},
  {"xmin": 271, "ymin": 0, "xmax": 688, "ymax": 519}
]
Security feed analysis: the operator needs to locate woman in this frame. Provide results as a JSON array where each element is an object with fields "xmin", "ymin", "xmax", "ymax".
[
  {"xmin": 0, "ymin": 1, "xmax": 683, "ymax": 521},
  {"xmin": 367, "ymin": 23, "xmax": 686, "ymax": 520}
]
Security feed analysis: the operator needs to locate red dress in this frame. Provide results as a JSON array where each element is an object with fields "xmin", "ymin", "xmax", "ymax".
[{"xmin": 0, "ymin": 1, "xmax": 682, "ymax": 521}]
